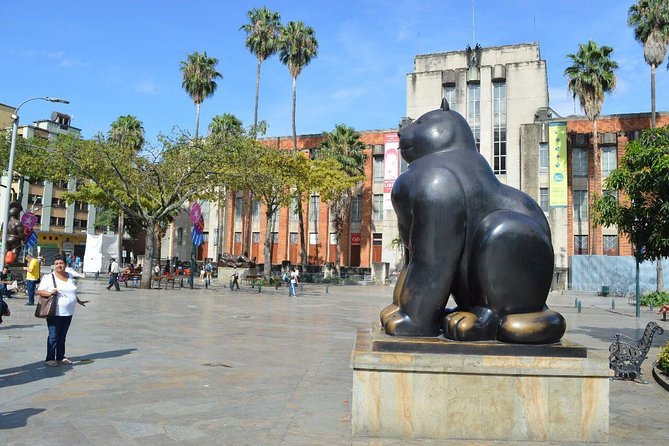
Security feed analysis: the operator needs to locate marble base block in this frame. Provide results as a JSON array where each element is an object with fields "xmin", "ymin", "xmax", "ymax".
[{"xmin": 351, "ymin": 325, "xmax": 611, "ymax": 443}]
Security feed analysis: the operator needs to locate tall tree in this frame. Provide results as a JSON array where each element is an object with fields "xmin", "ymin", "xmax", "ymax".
[
  {"xmin": 108, "ymin": 115, "xmax": 146, "ymax": 262},
  {"xmin": 565, "ymin": 40, "xmax": 618, "ymax": 255},
  {"xmin": 628, "ymin": 0, "xmax": 669, "ymax": 291},
  {"xmin": 241, "ymin": 6, "xmax": 282, "ymax": 139},
  {"xmin": 319, "ymin": 124, "xmax": 367, "ymax": 275},
  {"xmin": 592, "ymin": 125, "xmax": 669, "ymax": 266},
  {"xmin": 53, "ymin": 131, "xmax": 228, "ymax": 288},
  {"xmin": 628, "ymin": 0, "xmax": 669, "ymax": 129},
  {"xmin": 279, "ymin": 20, "xmax": 318, "ymax": 268},
  {"xmin": 180, "ymin": 51, "xmax": 222, "ymax": 141},
  {"xmin": 209, "ymin": 113, "xmax": 244, "ymax": 139}
]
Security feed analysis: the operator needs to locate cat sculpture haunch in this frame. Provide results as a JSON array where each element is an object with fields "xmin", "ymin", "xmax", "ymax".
[{"xmin": 381, "ymin": 99, "xmax": 565, "ymax": 344}]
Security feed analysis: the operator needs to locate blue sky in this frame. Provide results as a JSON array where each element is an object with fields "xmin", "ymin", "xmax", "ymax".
[{"xmin": 1, "ymin": 0, "xmax": 667, "ymax": 143}]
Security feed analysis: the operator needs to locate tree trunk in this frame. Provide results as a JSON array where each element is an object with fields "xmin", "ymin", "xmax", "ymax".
[
  {"xmin": 651, "ymin": 63, "xmax": 656, "ymax": 129},
  {"xmin": 651, "ymin": 63, "xmax": 662, "ymax": 291},
  {"xmin": 591, "ymin": 119, "xmax": 599, "ymax": 255},
  {"xmin": 253, "ymin": 59, "xmax": 261, "ymax": 139},
  {"xmin": 117, "ymin": 210, "xmax": 124, "ymax": 264},
  {"xmin": 334, "ymin": 233, "xmax": 342, "ymax": 278},
  {"xmin": 291, "ymin": 76, "xmax": 297, "ymax": 153},
  {"xmin": 243, "ymin": 191, "xmax": 253, "ymax": 257},
  {"xmin": 141, "ymin": 222, "xmax": 156, "ymax": 289},
  {"xmin": 263, "ymin": 207, "xmax": 274, "ymax": 281},
  {"xmin": 194, "ymin": 103, "xmax": 201, "ymax": 141}
]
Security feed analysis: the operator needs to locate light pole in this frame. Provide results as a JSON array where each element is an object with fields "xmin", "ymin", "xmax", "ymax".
[{"xmin": 1, "ymin": 96, "xmax": 69, "ymax": 271}]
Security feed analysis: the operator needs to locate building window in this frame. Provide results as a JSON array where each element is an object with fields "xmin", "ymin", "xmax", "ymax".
[
  {"xmin": 73, "ymin": 219, "xmax": 87, "ymax": 228},
  {"xmin": 309, "ymin": 232, "xmax": 318, "ymax": 244},
  {"xmin": 539, "ymin": 143, "xmax": 549, "ymax": 170},
  {"xmin": 467, "ymin": 83, "xmax": 480, "ymax": 152},
  {"xmin": 234, "ymin": 232, "xmax": 241, "ymax": 243},
  {"xmin": 272, "ymin": 232, "xmax": 279, "ymax": 244},
  {"xmin": 53, "ymin": 180, "xmax": 69, "ymax": 189},
  {"xmin": 252, "ymin": 232, "xmax": 260, "ymax": 244},
  {"xmin": 601, "ymin": 146, "xmax": 617, "ymax": 178},
  {"xmin": 310, "ymin": 194, "xmax": 320, "ymax": 226},
  {"xmin": 572, "ymin": 148, "xmax": 588, "ymax": 177},
  {"xmin": 373, "ymin": 233, "xmax": 383, "ymax": 245},
  {"xmin": 75, "ymin": 201, "xmax": 88, "ymax": 211},
  {"xmin": 492, "ymin": 82, "xmax": 507, "ymax": 174},
  {"xmin": 443, "ymin": 84, "xmax": 457, "ymax": 112},
  {"xmin": 28, "ymin": 194, "xmax": 43, "ymax": 207},
  {"xmin": 603, "ymin": 235, "xmax": 618, "ymax": 256},
  {"xmin": 235, "ymin": 195, "xmax": 243, "ymax": 221},
  {"xmin": 34, "ymin": 215, "xmax": 42, "ymax": 225},
  {"xmin": 539, "ymin": 188, "xmax": 549, "ymax": 212},
  {"xmin": 51, "ymin": 197, "xmax": 67, "ymax": 208},
  {"xmin": 351, "ymin": 194, "xmax": 362, "ymax": 223},
  {"xmin": 49, "ymin": 217, "xmax": 66, "ymax": 226},
  {"xmin": 573, "ymin": 190, "xmax": 588, "ymax": 221},
  {"xmin": 373, "ymin": 194, "xmax": 383, "ymax": 220},
  {"xmin": 289, "ymin": 232, "xmax": 298, "ymax": 244},
  {"xmin": 252, "ymin": 200, "xmax": 260, "ymax": 219},
  {"xmin": 373, "ymin": 156, "xmax": 384, "ymax": 183},
  {"xmin": 291, "ymin": 197, "xmax": 299, "ymax": 221},
  {"xmin": 574, "ymin": 235, "xmax": 589, "ymax": 255}
]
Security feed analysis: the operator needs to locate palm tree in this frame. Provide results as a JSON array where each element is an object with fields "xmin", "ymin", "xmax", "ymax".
[
  {"xmin": 629, "ymin": 1, "xmax": 669, "ymax": 292},
  {"xmin": 628, "ymin": 0, "xmax": 669, "ymax": 129},
  {"xmin": 108, "ymin": 115, "xmax": 146, "ymax": 263},
  {"xmin": 209, "ymin": 113, "xmax": 244, "ymax": 139},
  {"xmin": 319, "ymin": 124, "xmax": 367, "ymax": 275},
  {"xmin": 180, "ymin": 51, "xmax": 222, "ymax": 141},
  {"xmin": 565, "ymin": 40, "xmax": 618, "ymax": 256},
  {"xmin": 279, "ymin": 21, "xmax": 318, "ymax": 152},
  {"xmin": 108, "ymin": 115, "xmax": 145, "ymax": 151},
  {"xmin": 279, "ymin": 21, "xmax": 318, "ymax": 268},
  {"xmin": 241, "ymin": 6, "xmax": 281, "ymax": 139}
]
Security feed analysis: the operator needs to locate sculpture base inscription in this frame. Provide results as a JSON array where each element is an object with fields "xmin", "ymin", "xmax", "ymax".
[{"xmin": 351, "ymin": 326, "xmax": 610, "ymax": 443}]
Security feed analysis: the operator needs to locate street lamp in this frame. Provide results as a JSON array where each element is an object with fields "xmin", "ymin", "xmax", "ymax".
[{"xmin": 1, "ymin": 96, "xmax": 69, "ymax": 270}]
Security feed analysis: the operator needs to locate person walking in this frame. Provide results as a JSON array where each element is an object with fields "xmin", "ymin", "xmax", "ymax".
[
  {"xmin": 37, "ymin": 254, "xmax": 89, "ymax": 366},
  {"xmin": 106, "ymin": 258, "xmax": 120, "ymax": 291},
  {"xmin": 289, "ymin": 267, "xmax": 299, "ymax": 297},
  {"xmin": 230, "ymin": 266, "xmax": 240, "ymax": 291},
  {"xmin": 23, "ymin": 253, "xmax": 40, "ymax": 306}
]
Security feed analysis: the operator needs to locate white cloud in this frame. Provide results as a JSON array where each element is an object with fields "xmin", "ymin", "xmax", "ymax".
[{"xmin": 331, "ymin": 87, "xmax": 366, "ymax": 101}]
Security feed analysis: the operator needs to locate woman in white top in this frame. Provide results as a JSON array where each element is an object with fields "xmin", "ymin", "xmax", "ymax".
[{"xmin": 37, "ymin": 254, "xmax": 89, "ymax": 367}]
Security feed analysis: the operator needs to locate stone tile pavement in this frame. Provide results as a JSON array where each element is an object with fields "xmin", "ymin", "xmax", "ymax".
[{"xmin": 0, "ymin": 278, "xmax": 668, "ymax": 445}]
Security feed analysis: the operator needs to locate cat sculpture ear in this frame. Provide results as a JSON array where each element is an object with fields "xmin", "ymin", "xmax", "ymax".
[{"xmin": 440, "ymin": 98, "xmax": 450, "ymax": 111}]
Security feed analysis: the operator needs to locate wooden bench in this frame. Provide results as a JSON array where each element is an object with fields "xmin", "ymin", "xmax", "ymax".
[
  {"xmin": 151, "ymin": 274, "xmax": 179, "ymax": 290},
  {"xmin": 242, "ymin": 275, "xmax": 262, "ymax": 286},
  {"xmin": 609, "ymin": 321, "xmax": 664, "ymax": 381},
  {"xmin": 122, "ymin": 273, "xmax": 142, "ymax": 288}
]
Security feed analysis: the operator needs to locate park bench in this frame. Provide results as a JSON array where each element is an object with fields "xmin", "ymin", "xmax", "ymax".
[
  {"xmin": 121, "ymin": 273, "xmax": 142, "ymax": 288},
  {"xmin": 151, "ymin": 273, "xmax": 179, "ymax": 290},
  {"xmin": 609, "ymin": 321, "xmax": 664, "ymax": 381}
]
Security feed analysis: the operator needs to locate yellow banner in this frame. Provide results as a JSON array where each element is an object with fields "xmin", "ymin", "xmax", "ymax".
[{"xmin": 549, "ymin": 122, "xmax": 567, "ymax": 207}]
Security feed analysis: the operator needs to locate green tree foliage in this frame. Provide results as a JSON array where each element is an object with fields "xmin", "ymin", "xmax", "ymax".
[
  {"xmin": 52, "ymin": 132, "xmax": 226, "ymax": 288},
  {"xmin": 180, "ymin": 51, "xmax": 222, "ymax": 141},
  {"xmin": 241, "ymin": 6, "xmax": 282, "ymax": 138},
  {"xmin": 108, "ymin": 115, "xmax": 145, "ymax": 151},
  {"xmin": 318, "ymin": 124, "xmax": 367, "ymax": 275},
  {"xmin": 208, "ymin": 113, "xmax": 244, "ymax": 140},
  {"xmin": 565, "ymin": 40, "xmax": 618, "ymax": 254},
  {"xmin": 628, "ymin": 0, "xmax": 669, "ymax": 128},
  {"xmin": 592, "ymin": 126, "xmax": 669, "ymax": 265}
]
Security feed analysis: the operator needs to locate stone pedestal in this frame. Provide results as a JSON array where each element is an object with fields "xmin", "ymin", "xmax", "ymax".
[{"xmin": 351, "ymin": 324, "xmax": 611, "ymax": 443}]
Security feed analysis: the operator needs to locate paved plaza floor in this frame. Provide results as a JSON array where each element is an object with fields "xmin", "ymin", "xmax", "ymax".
[{"xmin": 1, "ymin": 278, "xmax": 668, "ymax": 445}]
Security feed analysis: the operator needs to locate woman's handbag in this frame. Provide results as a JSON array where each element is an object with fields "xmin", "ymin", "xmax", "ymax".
[{"xmin": 34, "ymin": 274, "xmax": 58, "ymax": 318}]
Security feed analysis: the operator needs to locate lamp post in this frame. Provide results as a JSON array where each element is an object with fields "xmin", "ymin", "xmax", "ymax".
[{"xmin": 1, "ymin": 96, "xmax": 69, "ymax": 271}]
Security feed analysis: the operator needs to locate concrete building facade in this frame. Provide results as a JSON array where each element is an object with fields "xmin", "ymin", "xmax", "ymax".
[{"xmin": 0, "ymin": 107, "xmax": 97, "ymax": 262}]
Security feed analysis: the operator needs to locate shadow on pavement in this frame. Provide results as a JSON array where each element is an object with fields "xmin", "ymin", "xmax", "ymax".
[
  {"xmin": 570, "ymin": 325, "xmax": 667, "ymax": 348},
  {"xmin": 0, "ymin": 408, "xmax": 46, "ymax": 430},
  {"xmin": 0, "ymin": 348, "xmax": 137, "ymax": 389}
]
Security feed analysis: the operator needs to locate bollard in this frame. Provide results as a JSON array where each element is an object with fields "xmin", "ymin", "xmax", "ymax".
[
  {"xmin": 649, "ymin": 303, "xmax": 653, "ymax": 312},
  {"xmin": 574, "ymin": 298, "xmax": 578, "ymax": 308},
  {"xmin": 611, "ymin": 298, "xmax": 615, "ymax": 310},
  {"xmin": 275, "ymin": 281, "xmax": 280, "ymax": 290},
  {"xmin": 300, "ymin": 283, "xmax": 304, "ymax": 292},
  {"xmin": 326, "ymin": 285, "xmax": 329, "ymax": 294},
  {"xmin": 258, "ymin": 285, "xmax": 262, "ymax": 293},
  {"xmin": 577, "ymin": 300, "xmax": 582, "ymax": 313}
]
